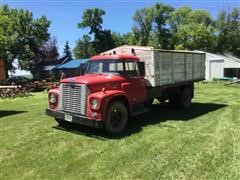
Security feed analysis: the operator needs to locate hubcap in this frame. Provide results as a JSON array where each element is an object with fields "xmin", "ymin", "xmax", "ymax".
[{"xmin": 110, "ymin": 108, "xmax": 123, "ymax": 128}]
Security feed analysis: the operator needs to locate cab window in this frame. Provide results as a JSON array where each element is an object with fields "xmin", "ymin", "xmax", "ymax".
[{"xmin": 125, "ymin": 61, "xmax": 139, "ymax": 77}]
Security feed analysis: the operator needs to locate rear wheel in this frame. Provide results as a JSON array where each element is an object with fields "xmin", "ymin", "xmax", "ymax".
[
  {"xmin": 104, "ymin": 101, "xmax": 128, "ymax": 134},
  {"xmin": 179, "ymin": 88, "xmax": 192, "ymax": 109},
  {"xmin": 169, "ymin": 95, "xmax": 179, "ymax": 108},
  {"xmin": 169, "ymin": 87, "xmax": 192, "ymax": 109}
]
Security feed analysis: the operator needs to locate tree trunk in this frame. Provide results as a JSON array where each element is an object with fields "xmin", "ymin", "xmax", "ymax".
[{"xmin": 5, "ymin": 66, "xmax": 8, "ymax": 79}]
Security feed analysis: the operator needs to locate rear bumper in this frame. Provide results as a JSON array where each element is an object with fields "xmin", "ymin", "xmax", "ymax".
[{"xmin": 46, "ymin": 108, "xmax": 103, "ymax": 128}]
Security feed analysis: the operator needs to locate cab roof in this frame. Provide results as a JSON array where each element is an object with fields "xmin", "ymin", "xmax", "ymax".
[{"xmin": 91, "ymin": 54, "xmax": 139, "ymax": 61}]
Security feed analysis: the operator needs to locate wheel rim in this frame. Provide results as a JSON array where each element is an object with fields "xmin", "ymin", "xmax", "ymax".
[{"xmin": 110, "ymin": 107, "xmax": 123, "ymax": 128}]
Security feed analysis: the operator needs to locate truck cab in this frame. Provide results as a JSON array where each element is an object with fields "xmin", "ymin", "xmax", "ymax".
[{"xmin": 46, "ymin": 54, "xmax": 147, "ymax": 134}]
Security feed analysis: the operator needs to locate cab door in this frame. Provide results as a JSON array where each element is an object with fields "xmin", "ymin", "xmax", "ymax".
[{"xmin": 124, "ymin": 61, "xmax": 147, "ymax": 105}]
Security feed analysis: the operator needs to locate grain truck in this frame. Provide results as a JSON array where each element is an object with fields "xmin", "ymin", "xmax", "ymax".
[{"xmin": 46, "ymin": 45, "xmax": 205, "ymax": 134}]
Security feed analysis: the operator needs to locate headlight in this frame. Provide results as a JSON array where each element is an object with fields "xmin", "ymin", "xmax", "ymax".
[
  {"xmin": 49, "ymin": 93, "xmax": 57, "ymax": 104},
  {"xmin": 90, "ymin": 98, "xmax": 99, "ymax": 109}
]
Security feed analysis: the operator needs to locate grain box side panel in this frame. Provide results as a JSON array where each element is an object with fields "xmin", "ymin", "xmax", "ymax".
[
  {"xmin": 193, "ymin": 54, "xmax": 202, "ymax": 80},
  {"xmin": 186, "ymin": 54, "xmax": 193, "ymax": 80},
  {"xmin": 172, "ymin": 53, "xmax": 185, "ymax": 83},
  {"xmin": 153, "ymin": 51, "xmax": 161, "ymax": 86},
  {"xmin": 157, "ymin": 52, "xmax": 173, "ymax": 86}
]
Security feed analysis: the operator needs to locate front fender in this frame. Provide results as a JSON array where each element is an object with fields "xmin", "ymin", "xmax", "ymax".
[{"xmin": 86, "ymin": 90, "xmax": 129, "ymax": 120}]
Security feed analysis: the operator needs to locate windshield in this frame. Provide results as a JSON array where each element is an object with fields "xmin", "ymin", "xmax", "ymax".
[{"xmin": 86, "ymin": 60, "xmax": 124, "ymax": 75}]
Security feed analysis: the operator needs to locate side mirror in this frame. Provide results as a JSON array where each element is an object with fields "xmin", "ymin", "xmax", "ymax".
[{"xmin": 138, "ymin": 61, "xmax": 145, "ymax": 77}]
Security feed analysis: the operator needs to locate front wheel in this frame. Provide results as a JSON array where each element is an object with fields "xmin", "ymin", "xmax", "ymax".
[{"xmin": 104, "ymin": 101, "xmax": 128, "ymax": 134}]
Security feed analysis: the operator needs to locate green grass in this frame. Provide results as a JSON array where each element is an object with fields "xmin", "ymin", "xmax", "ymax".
[{"xmin": 1, "ymin": 82, "xmax": 239, "ymax": 179}]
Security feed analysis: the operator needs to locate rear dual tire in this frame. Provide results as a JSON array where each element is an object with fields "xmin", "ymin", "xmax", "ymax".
[{"xmin": 169, "ymin": 88, "xmax": 192, "ymax": 109}]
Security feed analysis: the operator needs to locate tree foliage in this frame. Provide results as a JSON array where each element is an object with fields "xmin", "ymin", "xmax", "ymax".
[
  {"xmin": 74, "ymin": 8, "xmax": 116, "ymax": 58},
  {"xmin": 78, "ymin": 8, "xmax": 105, "ymax": 35},
  {"xmin": 30, "ymin": 37, "xmax": 59, "ymax": 78},
  {"xmin": 170, "ymin": 8, "xmax": 216, "ymax": 51},
  {"xmin": 216, "ymin": 8, "xmax": 240, "ymax": 57},
  {"xmin": 63, "ymin": 41, "xmax": 72, "ymax": 58},
  {"xmin": 0, "ymin": 4, "xmax": 51, "ymax": 77},
  {"xmin": 152, "ymin": 3, "xmax": 174, "ymax": 49},
  {"xmin": 132, "ymin": 3, "xmax": 174, "ymax": 49},
  {"xmin": 38, "ymin": 36, "xmax": 59, "ymax": 63},
  {"xmin": 74, "ymin": 35, "xmax": 96, "ymax": 59},
  {"xmin": 132, "ymin": 7, "xmax": 154, "ymax": 46},
  {"xmin": 131, "ymin": 4, "xmax": 239, "ymax": 56}
]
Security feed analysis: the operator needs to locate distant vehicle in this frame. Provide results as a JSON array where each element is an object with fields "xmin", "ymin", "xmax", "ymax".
[
  {"xmin": 5, "ymin": 76, "xmax": 31, "ymax": 86},
  {"xmin": 46, "ymin": 47, "xmax": 205, "ymax": 134}
]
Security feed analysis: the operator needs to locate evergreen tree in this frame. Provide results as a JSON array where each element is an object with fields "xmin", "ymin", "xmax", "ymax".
[{"xmin": 63, "ymin": 41, "xmax": 72, "ymax": 58}]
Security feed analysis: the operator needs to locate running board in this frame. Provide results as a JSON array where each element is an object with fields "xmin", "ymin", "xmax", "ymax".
[{"xmin": 132, "ymin": 107, "xmax": 150, "ymax": 116}]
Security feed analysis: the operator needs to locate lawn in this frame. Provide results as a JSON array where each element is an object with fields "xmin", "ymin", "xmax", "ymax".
[{"xmin": 0, "ymin": 82, "xmax": 239, "ymax": 179}]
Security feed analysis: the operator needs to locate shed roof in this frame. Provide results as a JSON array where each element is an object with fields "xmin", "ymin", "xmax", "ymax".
[
  {"xmin": 217, "ymin": 54, "xmax": 240, "ymax": 63},
  {"xmin": 56, "ymin": 59, "xmax": 89, "ymax": 69},
  {"xmin": 43, "ymin": 65, "xmax": 56, "ymax": 71},
  {"xmin": 91, "ymin": 54, "xmax": 139, "ymax": 60}
]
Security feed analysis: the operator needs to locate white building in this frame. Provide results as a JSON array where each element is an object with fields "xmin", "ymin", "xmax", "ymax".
[{"xmin": 200, "ymin": 52, "xmax": 240, "ymax": 80}]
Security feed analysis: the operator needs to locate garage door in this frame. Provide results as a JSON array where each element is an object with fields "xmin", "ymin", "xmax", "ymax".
[{"xmin": 209, "ymin": 60, "xmax": 224, "ymax": 79}]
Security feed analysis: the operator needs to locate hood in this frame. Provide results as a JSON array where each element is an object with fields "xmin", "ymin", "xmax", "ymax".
[{"xmin": 60, "ymin": 73, "xmax": 125, "ymax": 86}]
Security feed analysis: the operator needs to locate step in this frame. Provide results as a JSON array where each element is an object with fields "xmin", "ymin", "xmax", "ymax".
[{"xmin": 132, "ymin": 107, "xmax": 150, "ymax": 116}]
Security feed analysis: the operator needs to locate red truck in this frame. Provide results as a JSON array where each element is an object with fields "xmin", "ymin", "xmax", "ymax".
[{"xmin": 46, "ymin": 46, "xmax": 205, "ymax": 134}]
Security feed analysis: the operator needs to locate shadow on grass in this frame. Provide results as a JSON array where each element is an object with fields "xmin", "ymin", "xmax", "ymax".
[
  {"xmin": 0, "ymin": 110, "xmax": 27, "ymax": 118},
  {"xmin": 53, "ymin": 102, "xmax": 227, "ymax": 140}
]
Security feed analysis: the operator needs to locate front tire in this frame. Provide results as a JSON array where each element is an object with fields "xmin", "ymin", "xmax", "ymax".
[{"xmin": 104, "ymin": 101, "xmax": 128, "ymax": 134}]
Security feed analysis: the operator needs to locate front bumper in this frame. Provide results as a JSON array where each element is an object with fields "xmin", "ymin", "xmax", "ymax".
[{"xmin": 46, "ymin": 108, "xmax": 103, "ymax": 128}]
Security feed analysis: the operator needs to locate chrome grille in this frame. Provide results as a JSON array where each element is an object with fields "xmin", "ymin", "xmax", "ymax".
[{"xmin": 60, "ymin": 83, "xmax": 87, "ymax": 115}]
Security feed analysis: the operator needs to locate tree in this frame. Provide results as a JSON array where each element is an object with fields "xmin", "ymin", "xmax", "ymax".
[
  {"xmin": 122, "ymin": 32, "xmax": 137, "ymax": 45},
  {"xmin": 132, "ymin": 3, "xmax": 174, "ymax": 49},
  {"xmin": 63, "ymin": 41, "xmax": 72, "ymax": 58},
  {"xmin": 38, "ymin": 36, "xmax": 59, "ymax": 63},
  {"xmin": 170, "ymin": 8, "xmax": 216, "ymax": 51},
  {"xmin": 78, "ymin": 8, "xmax": 105, "ymax": 35},
  {"xmin": 169, "ymin": 6, "xmax": 192, "ymax": 31},
  {"xmin": 30, "ymin": 37, "xmax": 59, "ymax": 78},
  {"xmin": 0, "ymin": 4, "xmax": 51, "ymax": 78},
  {"xmin": 152, "ymin": 3, "xmax": 174, "ymax": 49},
  {"xmin": 216, "ymin": 8, "xmax": 240, "ymax": 57},
  {"xmin": 76, "ymin": 8, "xmax": 116, "ymax": 55},
  {"xmin": 111, "ymin": 32, "xmax": 126, "ymax": 47},
  {"xmin": 73, "ymin": 35, "xmax": 96, "ymax": 58},
  {"xmin": 132, "ymin": 7, "xmax": 154, "ymax": 46}
]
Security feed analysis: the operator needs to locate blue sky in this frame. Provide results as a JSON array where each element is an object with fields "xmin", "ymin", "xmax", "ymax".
[{"xmin": 1, "ymin": 0, "xmax": 240, "ymax": 56}]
